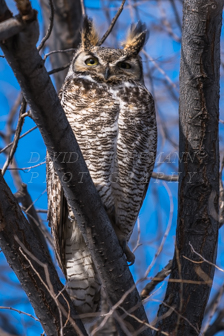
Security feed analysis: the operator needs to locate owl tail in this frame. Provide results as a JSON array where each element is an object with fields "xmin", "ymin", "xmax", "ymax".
[{"xmin": 65, "ymin": 215, "xmax": 101, "ymax": 323}]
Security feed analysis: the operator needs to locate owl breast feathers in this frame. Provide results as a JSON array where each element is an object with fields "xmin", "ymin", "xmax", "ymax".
[{"xmin": 47, "ymin": 17, "xmax": 157, "ymax": 320}]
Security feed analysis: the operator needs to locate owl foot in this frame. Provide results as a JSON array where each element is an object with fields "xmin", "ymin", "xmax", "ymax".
[
  {"xmin": 110, "ymin": 221, "xmax": 135, "ymax": 265},
  {"xmin": 120, "ymin": 239, "xmax": 135, "ymax": 266}
]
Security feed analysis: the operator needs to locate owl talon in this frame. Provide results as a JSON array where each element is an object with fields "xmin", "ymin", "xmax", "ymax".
[
  {"xmin": 111, "ymin": 223, "xmax": 136, "ymax": 265},
  {"xmin": 120, "ymin": 239, "xmax": 135, "ymax": 266}
]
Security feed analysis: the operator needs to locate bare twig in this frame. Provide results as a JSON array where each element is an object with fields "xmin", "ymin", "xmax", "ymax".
[
  {"xmin": 16, "ymin": 238, "xmax": 84, "ymax": 336},
  {"xmin": 204, "ymin": 311, "xmax": 224, "ymax": 336},
  {"xmin": 151, "ymin": 298, "xmax": 200, "ymax": 334},
  {"xmin": 132, "ymin": 217, "xmax": 142, "ymax": 253},
  {"xmin": 174, "ymin": 244, "xmax": 183, "ymax": 335},
  {"xmin": 0, "ymin": 306, "xmax": 39, "ymax": 322},
  {"xmin": 141, "ymin": 260, "xmax": 172, "ymax": 299},
  {"xmin": 36, "ymin": 209, "xmax": 48, "ymax": 213},
  {"xmin": 144, "ymin": 181, "xmax": 174, "ymax": 278},
  {"xmin": 37, "ymin": 0, "xmax": 54, "ymax": 51},
  {"xmin": 8, "ymin": 160, "xmax": 46, "ymax": 171},
  {"xmin": 43, "ymin": 48, "xmax": 77, "ymax": 61},
  {"xmin": 80, "ymin": 0, "xmax": 86, "ymax": 16},
  {"xmin": 152, "ymin": 172, "xmax": 179, "ymax": 182},
  {"xmin": 189, "ymin": 242, "xmax": 224, "ymax": 273},
  {"xmin": 2, "ymin": 98, "xmax": 26, "ymax": 175},
  {"xmin": 142, "ymin": 49, "xmax": 178, "ymax": 90},
  {"xmin": 119, "ymin": 306, "xmax": 169, "ymax": 336},
  {"xmin": 48, "ymin": 62, "xmax": 70, "ymax": 75},
  {"xmin": 201, "ymin": 283, "xmax": 224, "ymax": 335},
  {"xmin": 97, "ymin": 0, "xmax": 126, "ymax": 46},
  {"xmin": 0, "ymin": 126, "xmax": 37, "ymax": 154}
]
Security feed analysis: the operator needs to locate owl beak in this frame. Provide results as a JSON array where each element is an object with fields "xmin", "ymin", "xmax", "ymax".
[{"xmin": 104, "ymin": 67, "xmax": 110, "ymax": 80}]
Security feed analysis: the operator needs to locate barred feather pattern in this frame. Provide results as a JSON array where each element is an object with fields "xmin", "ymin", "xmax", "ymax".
[
  {"xmin": 47, "ymin": 72, "xmax": 157, "ymax": 319},
  {"xmin": 47, "ymin": 156, "xmax": 101, "ymax": 318}
]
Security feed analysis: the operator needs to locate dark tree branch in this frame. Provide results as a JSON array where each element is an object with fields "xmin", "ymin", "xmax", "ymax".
[
  {"xmin": 152, "ymin": 172, "xmax": 179, "ymax": 182},
  {"xmin": 0, "ymin": 2, "xmax": 151, "ymax": 335},
  {"xmin": 219, "ymin": 156, "xmax": 224, "ymax": 227},
  {"xmin": 0, "ymin": 173, "xmax": 87, "ymax": 336},
  {"xmin": 37, "ymin": 0, "xmax": 54, "ymax": 51},
  {"xmin": 48, "ymin": 62, "xmax": 70, "ymax": 75},
  {"xmin": 2, "ymin": 98, "xmax": 26, "ymax": 175},
  {"xmin": 140, "ymin": 260, "xmax": 172, "ymax": 299},
  {"xmin": 0, "ymin": 17, "xmax": 24, "ymax": 40},
  {"xmin": 155, "ymin": 1, "xmax": 223, "ymax": 335}
]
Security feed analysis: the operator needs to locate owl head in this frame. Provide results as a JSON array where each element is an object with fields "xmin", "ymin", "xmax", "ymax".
[{"xmin": 69, "ymin": 17, "xmax": 148, "ymax": 83}]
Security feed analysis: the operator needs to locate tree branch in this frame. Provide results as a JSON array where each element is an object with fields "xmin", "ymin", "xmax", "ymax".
[
  {"xmin": 0, "ymin": 173, "xmax": 87, "ymax": 336},
  {"xmin": 151, "ymin": 172, "xmax": 178, "ymax": 182},
  {"xmin": 140, "ymin": 260, "xmax": 172, "ymax": 299},
  {"xmin": 2, "ymin": 98, "xmax": 26, "ymax": 175},
  {"xmin": 0, "ymin": 16, "xmax": 24, "ymax": 41},
  {"xmin": 97, "ymin": 0, "xmax": 126, "ymax": 46},
  {"xmin": 155, "ymin": 1, "xmax": 223, "ymax": 335}
]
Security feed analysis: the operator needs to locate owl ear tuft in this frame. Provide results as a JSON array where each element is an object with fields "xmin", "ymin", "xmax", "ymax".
[
  {"xmin": 122, "ymin": 22, "xmax": 149, "ymax": 55},
  {"xmin": 81, "ymin": 16, "xmax": 99, "ymax": 49}
]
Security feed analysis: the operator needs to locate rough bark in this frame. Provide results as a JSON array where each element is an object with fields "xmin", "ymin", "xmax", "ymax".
[
  {"xmin": 0, "ymin": 174, "xmax": 87, "ymax": 336},
  {"xmin": 156, "ymin": 1, "xmax": 223, "ymax": 335},
  {"xmin": 0, "ymin": 4, "xmax": 151, "ymax": 335},
  {"xmin": 39, "ymin": 0, "xmax": 83, "ymax": 90}
]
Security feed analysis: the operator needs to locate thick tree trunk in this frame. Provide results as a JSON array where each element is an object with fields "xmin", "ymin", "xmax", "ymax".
[{"xmin": 156, "ymin": 1, "xmax": 223, "ymax": 335}]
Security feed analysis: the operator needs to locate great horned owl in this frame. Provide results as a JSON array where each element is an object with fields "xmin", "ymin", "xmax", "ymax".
[{"xmin": 47, "ymin": 17, "xmax": 157, "ymax": 320}]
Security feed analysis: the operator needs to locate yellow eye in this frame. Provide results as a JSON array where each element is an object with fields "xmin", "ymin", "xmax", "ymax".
[
  {"xmin": 85, "ymin": 57, "xmax": 99, "ymax": 66},
  {"xmin": 118, "ymin": 62, "xmax": 131, "ymax": 69}
]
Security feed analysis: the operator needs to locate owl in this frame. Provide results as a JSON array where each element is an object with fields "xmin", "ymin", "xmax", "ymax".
[{"xmin": 47, "ymin": 17, "xmax": 157, "ymax": 321}]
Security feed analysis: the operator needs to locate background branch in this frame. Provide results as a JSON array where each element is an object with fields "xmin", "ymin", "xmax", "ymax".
[
  {"xmin": 155, "ymin": 1, "xmax": 223, "ymax": 334},
  {"xmin": 39, "ymin": 0, "xmax": 83, "ymax": 90}
]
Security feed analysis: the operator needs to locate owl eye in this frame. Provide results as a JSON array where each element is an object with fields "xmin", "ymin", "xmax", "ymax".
[
  {"xmin": 118, "ymin": 62, "xmax": 131, "ymax": 69},
  {"xmin": 85, "ymin": 57, "xmax": 99, "ymax": 66}
]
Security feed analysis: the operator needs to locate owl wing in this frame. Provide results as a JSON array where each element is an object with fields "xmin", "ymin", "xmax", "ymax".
[
  {"xmin": 113, "ymin": 83, "xmax": 157, "ymax": 241},
  {"xmin": 46, "ymin": 153, "xmax": 67, "ymax": 274}
]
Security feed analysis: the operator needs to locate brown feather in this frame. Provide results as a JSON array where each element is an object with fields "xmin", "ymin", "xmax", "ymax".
[
  {"xmin": 81, "ymin": 16, "xmax": 99, "ymax": 50},
  {"xmin": 122, "ymin": 22, "xmax": 148, "ymax": 55}
]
